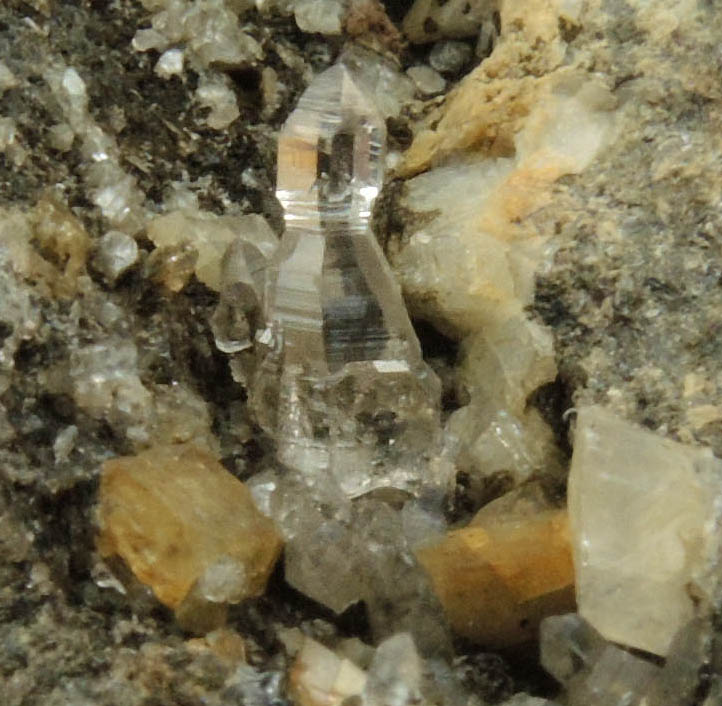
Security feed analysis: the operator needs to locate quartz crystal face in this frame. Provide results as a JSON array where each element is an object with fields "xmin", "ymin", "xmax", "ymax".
[{"xmin": 250, "ymin": 59, "xmax": 442, "ymax": 498}]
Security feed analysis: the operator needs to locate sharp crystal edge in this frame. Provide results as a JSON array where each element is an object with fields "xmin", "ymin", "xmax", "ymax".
[{"xmin": 250, "ymin": 54, "xmax": 444, "ymax": 498}]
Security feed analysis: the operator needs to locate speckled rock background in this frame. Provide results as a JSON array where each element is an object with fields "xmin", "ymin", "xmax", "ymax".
[
  {"xmin": 1, "ymin": 0, "xmax": 721, "ymax": 703},
  {"xmin": 0, "ymin": 4, "xmax": 354, "ymax": 704},
  {"xmin": 533, "ymin": 0, "xmax": 722, "ymax": 451}
]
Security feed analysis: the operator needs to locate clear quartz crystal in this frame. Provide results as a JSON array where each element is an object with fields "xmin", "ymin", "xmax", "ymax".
[
  {"xmin": 250, "ymin": 57, "xmax": 442, "ymax": 498},
  {"xmin": 569, "ymin": 645, "xmax": 660, "ymax": 706},
  {"xmin": 644, "ymin": 618, "xmax": 712, "ymax": 706},
  {"xmin": 540, "ymin": 613, "xmax": 607, "ymax": 687}
]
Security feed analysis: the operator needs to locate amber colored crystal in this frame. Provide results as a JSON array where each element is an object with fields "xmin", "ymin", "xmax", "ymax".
[
  {"xmin": 97, "ymin": 444, "xmax": 282, "ymax": 612},
  {"xmin": 416, "ymin": 509, "xmax": 575, "ymax": 647}
]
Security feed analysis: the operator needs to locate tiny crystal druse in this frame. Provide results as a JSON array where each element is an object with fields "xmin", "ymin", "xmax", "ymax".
[{"xmin": 248, "ymin": 56, "xmax": 442, "ymax": 498}]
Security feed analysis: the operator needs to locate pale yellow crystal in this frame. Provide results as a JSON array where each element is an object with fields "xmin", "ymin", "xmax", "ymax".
[
  {"xmin": 97, "ymin": 444, "xmax": 283, "ymax": 614},
  {"xmin": 186, "ymin": 627, "xmax": 247, "ymax": 665},
  {"xmin": 146, "ymin": 210, "xmax": 276, "ymax": 291},
  {"xmin": 416, "ymin": 506, "xmax": 574, "ymax": 648},
  {"xmin": 8, "ymin": 193, "xmax": 92, "ymax": 298},
  {"xmin": 568, "ymin": 406, "xmax": 722, "ymax": 656},
  {"xmin": 145, "ymin": 242, "xmax": 198, "ymax": 293}
]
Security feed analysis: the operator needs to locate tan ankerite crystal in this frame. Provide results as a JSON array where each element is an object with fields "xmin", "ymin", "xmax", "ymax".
[
  {"xmin": 97, "ymin": 444, "xmax": 282, "ymax": 616},
  {"xmin": 416, "ymin": 507, "xmax": 575, "ymax": 648}
]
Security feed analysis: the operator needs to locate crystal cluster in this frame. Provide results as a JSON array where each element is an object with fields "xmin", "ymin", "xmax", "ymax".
[
  {"xmin": 248, "ymin": 58, "xmax": 444, "ymax": 500},
  {"xmin": 44, "ymin": 63, "xmax": 146, "ymax": 234},
  {"xmin": 147, "ymin": 210, "xmax": 277, "ymax": 294},
  {"xmin": 539, "ymin": 611, "xmax": 717, "ymax": 706},
  {"xmin": 208, "ymin": 55, "xmax": 455, "ymax": 652},
  {"xmin": 389, "ymin": 28, "xmax": 616, "ymax": 498},
  {"xmin": 540, "ymin": 613, "xmax": 661, "ymax": 706},
  {"xmin": 69, "ymin": 336, "xmax": 218, "ymax": 451},
  {"xmin": 285, "ymin": 629, "xmax": 568, "ymax": 706},
  {"xmin": 131, "ymin": 0, "xmax": 262, "ymax": 71}
]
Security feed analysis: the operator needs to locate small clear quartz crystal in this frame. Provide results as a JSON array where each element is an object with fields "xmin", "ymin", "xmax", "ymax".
[{"xmin": 249, "ymin": 56, "xmax": 442, "ymax": 498}]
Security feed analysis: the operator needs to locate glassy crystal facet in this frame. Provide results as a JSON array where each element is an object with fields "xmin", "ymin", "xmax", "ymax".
[{"xmin": 250, "ymin": 61, "xmax": 441, "ymax": 498}]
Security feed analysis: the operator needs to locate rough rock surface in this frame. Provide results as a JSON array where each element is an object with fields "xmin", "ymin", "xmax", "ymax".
[
  {"xmin": 1, "ymin": 0, "xmax": 722, "ymax": 704},
  {"xmin": 532, "ymin": 0, "xmax": 722, "ymax": 454}
]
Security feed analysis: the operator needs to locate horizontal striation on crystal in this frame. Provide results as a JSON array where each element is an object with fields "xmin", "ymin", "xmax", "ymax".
[
  {"xmin": 276, "ymin": 63, "xmax": 385, "ymax": 230},
  {"xmin": 263, "ymin": 61, "xmax": 421, "ymax": 376},
  {"xmin": 249, "ymin": 56, "xmax": 442, "ymax": 498}
]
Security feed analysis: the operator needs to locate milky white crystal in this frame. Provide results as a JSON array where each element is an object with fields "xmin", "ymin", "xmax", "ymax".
[
  {"xmin": 155, "ymin": 48, "xmax": 184, "ymax": 78},
  {"xmin": 500, "ymin": 696, "xmax": 560, "ymax": 706},
  {"xmin": 195, "ymin": 75, "xmax": 240, "ymax": 129},
  {"xmin": 0, "ymin": 117, "xmax": 17, "ymax": 152},
  {"xmin": 48, "ymin": 123, "xmax": 75, "ymax": 152},
  {"xmin": 289, "ymin": 636, "xmax": 367, "ymax": 706},
  {"xmin": 93, "ymin": 231, "xmax": 139, "ymax": 283},
  {"xmin": 294, "ymin": 0, "xmax": 344, "ymax": 34},
  {"xmin": 406, "ymin": 66, "xmax": 446, "ymax": 96},
  {"xmin": 568, "ymin": 406, "xmax": 722, "ymax": 656},
  {"xmin": 362, "ymin": 633, "xmax": 423, "ymax": 706}
]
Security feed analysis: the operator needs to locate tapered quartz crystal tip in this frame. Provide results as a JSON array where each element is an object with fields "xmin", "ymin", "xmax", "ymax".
[
  {"xmin": 250, "ymin": 56, "xmax": 444, "ymax": 498},
  {"xmin": 276, "ymin": 63, "xmax": 386, "ymax": 229}
]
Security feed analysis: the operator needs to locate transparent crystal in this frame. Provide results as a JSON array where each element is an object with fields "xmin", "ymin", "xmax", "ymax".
[
  {"xmin": 540, "ymin": 613, "xmax": 662, "ymax": 706},
  {"xmin": 250, "ymin": 58, "xmax": 442, "ymax": 498},
  {"xmin": 644, "ymin": 618, "xmax": 712, "ymax": 706},
  {"xmin": 269, "ymin": 62, "xmax": 416, "ymax": 367},
  {"xmin": 568, "ymin": 645, "xmax": 660, "ymax": 706},
  {"xmin": 212, "ymin": 218, "xmax": 278, "ymax": 353},
  {"xmin": 277, "ymin": 489, "xmax": 452, "ymax": 655},
  {"xmin": 540, "ymin": 613, "xmax": 607, "ymax": 686}
]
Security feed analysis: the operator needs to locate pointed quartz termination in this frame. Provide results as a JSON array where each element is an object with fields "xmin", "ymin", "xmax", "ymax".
[{"xmin": 250, "ymin": 59, "xmax": 443, "ymax": 498}]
